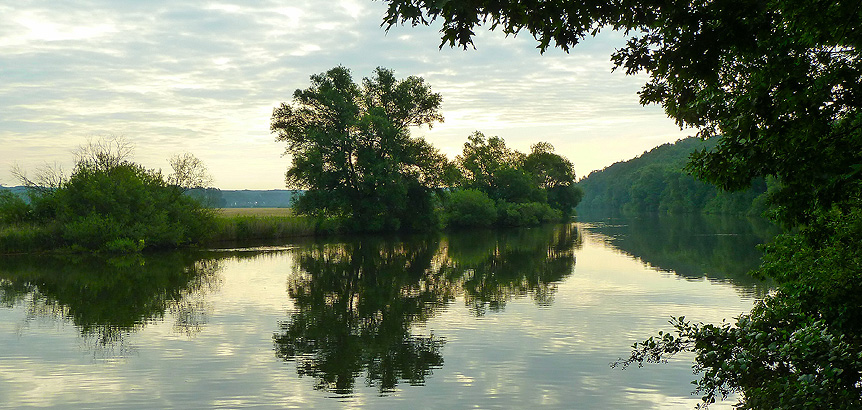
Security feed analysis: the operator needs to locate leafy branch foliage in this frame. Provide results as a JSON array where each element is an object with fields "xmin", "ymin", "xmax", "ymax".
[
  {"xmin": 445, "ymin": 132, "xmax": 582, "ymax": 228},
  {"xmin": 380, "ymin": 1, "xmax": 862, "ymax": 408},
  {"xmin": 615, "ymin": 209, "xmax": 862, "ymax": 409},
  {"xmin": 273, "ymin": 68, "xmax": 582, "ymax": 231},
  {"xmin": 271, "ymin": 66, "xmax": 451, "ymax": 232}
]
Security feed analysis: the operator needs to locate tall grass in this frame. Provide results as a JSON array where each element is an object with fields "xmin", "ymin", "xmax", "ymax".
[
  {"xmin": 208, "ymin": 213, "xmax": 319, "ymax": 243},
  {"xmin": 0, "ymin": 209, "xmax": 336, "ymax": 254},
  {"xmin": 0, "ymin": 223, "xmax": 62, "ymax": 254}
]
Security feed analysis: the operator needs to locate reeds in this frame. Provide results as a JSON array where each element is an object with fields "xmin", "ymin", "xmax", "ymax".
[
  {"xmin": 208, "ymin": 213, "xmax": 318, "ymax": 242},
  {"xmin": 0, "ymin": 223, "xmax": 61, "ymax": 254}
]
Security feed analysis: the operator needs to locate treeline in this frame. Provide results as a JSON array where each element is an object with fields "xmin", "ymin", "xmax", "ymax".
[
  {"xmin": 577, "ymin": 137, "xmax": 772, "ymax": 215},
  {"xmin": 272, "ymin": 66, "xmax": 582, "ymax": 232}
]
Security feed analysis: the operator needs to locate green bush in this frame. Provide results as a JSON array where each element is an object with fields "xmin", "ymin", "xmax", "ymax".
[
  {"xmin": 6, "ymin": 160, "xmax": 216, "ymax": 253},
  {"xmin": 0, "ymin": 190, "xmax": 31, "ymax": 225},
  {"xmin": 47, "ymin": 162, "xmax": 214, "ymax": 251},
  {"xmin": 496, "ymin": 201, "xmax": 562, "ymax": 227},
  {"xmin": 444, "ymin": 189, "xmax": 497, "ymax": 228}
]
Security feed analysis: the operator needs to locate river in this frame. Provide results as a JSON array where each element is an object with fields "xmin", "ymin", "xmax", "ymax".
[{"xmin": 0, "ymin": 213, "xmax": 777, "ymax": 409}]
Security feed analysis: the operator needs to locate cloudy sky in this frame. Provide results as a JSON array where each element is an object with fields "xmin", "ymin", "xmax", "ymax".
[{"xmin": 0, "ymin": 0, "xmax": 692, "ymax": 190}]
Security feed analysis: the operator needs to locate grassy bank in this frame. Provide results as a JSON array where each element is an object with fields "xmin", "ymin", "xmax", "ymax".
[
  {"xmin": 0, "ymin": 209, "xmax": 330, "ymax": 254},
  {"xmin": 0, "ymin": 223, "xmax": 62, "ymax": 254},
  {"xmin": 207, "ymin": 208, "xmax": 323, "ymax": 243}
]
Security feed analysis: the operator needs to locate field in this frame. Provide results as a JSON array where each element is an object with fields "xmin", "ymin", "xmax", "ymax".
[
  {"xmin": 217, "ymin": 208, "xmax": 293, "ymax": 217},
  {"xmin": 210, "ymin": 207, "xmax": 327, "ymax": 242}
]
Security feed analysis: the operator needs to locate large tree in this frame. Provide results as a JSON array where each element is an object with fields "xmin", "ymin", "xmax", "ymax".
[
  {"xmin": 271, "ymin": 66, "xmax": 450, "ymax": 231},
  {"xmin": 380, "ymin": 1, "xmax": 862, "ymax": 408},
  {"xmin": 381, "ymin": 0, "xmax": 862, "ymax": 226}
]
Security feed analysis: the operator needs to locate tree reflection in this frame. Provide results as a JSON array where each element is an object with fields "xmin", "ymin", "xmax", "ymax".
[
  {"xmin": 444, "ymin": 224, "xmax": 581, "ymax": 315},
  {"xmin": 274, "ymin": 224, "xmax": 582, "ymax": 395},
  {"xmin": 577, "ymin": 212, "xmax": 778, "ymax": 296},
  {"xmin": 274, "ymin": 238, "xmax": 452, "ymax": 394},
  {"xmin": 0, "ymin": 252, "xmax": 221, "ymax": 349}
]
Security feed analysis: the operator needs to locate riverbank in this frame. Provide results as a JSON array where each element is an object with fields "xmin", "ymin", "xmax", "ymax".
[
  {"xmin": 0, "ymin": 208, "xmax": 329, "ymax": 254},
  {"xmin": 208, "ymin": 208, "xmax": 321, "ymax": 242}
]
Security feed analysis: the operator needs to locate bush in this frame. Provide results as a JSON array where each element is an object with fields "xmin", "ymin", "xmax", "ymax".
[
  {"xmin": 51, "ymin": 163, "xmax": 215, "ymax": 251},
  {"xmin": 0, "ymin": 190, "xmax": 31, "ymax": 225},
  {"xmin": 496, "ymin": 201, "xmax": 562, "ymax": 227},
  {"xmin": 9, "ymin": 161, "xmax": 215, "ymax": 253},
  {"xmin": 444, "ymin": 189, "xmax": 497, "ymax": 228}
]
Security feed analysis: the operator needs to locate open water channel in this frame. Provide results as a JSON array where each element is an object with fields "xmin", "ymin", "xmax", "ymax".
[{"xmin": 0, "ymin": 213, "xmax": 777, "ymax": 409}]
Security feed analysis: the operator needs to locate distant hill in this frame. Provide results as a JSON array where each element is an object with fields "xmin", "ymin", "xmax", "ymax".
[
  {"xmin": 577, "ymin": 137, "xmax": 772, "ymax": 215},
  {"xmin": 3, "ymin": 186, "xmax": 298, "ymax": 208},
  {"xmin": 0, "ymin": 186, "xmax": 30, "ymax": 199}
]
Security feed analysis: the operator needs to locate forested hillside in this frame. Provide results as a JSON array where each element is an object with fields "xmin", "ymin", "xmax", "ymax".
[{"xmin": 577, "ymin": 138, "xmax": 771, "ymax": 215}]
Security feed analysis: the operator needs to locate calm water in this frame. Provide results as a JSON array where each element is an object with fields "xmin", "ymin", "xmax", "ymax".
[{"xmin": 0, "ymin": 214, "xmax": 776, "ymax": 409}]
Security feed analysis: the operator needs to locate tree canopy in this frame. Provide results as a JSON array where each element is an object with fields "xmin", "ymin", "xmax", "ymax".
[
  {"xmin": 271, "ymin": 66, "xmax": 451, "ymax": 232},
  {"xmin": 447, "ymin": 132, "xmax": 582, "ymax": 227},
  {"xmin": 381, "ymin": 0, "xmax": 862, "ymax": 226},
  {"xmin": 380, "ymin": 1, "xmax": 862, "ymax": 408},
  {"xmin": 578, "ymin": 137, "xmax": 771, "ymax": 215}
]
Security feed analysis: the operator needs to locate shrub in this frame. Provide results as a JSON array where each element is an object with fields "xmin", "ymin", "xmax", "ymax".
[
  {"xmin": 444, "ymin": 189, "xmax": 497, "ymax": 228},
  {"xmin": 497, "ymin": 201, "xmax": 562, "ymax": 227},
  {"xmin": 0, "ymin": 190, "xmax": 31, "ymax": 225}
]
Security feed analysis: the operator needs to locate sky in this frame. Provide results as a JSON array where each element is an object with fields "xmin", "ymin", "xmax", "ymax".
[{"xmin": 0, "ymin": 0, "xmax": 693, "ymax": 190}]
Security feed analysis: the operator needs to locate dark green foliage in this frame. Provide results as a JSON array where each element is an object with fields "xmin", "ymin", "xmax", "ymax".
[
  {"xmin": 524, "ymin": 142, "xmax": 583, "ymax": 214},
  {"xmin": 48, "ymin": 163, "xmax": 213, "ymax": 251},
  {"xmin": 448, "ymin": 132, "xmax": 580, "ymax": 226},
  {"xmin": 615, "ymin": 209, "xmax": 862, "ymax": 409},
  {"xmin": 547, "ymin": 185, "xmax": 584, "ymax": 215},
  {"xmin": 456, "ymin": 131, "xmax": 526, "ymax": 200},
  {"xmin": 492, "ymin": 166, "xmax": 544, "ymax": 203},
  {"xmin": 271, "ymin": 66, "xmax": 451, "ymax": 232},
  {"xmin": 381, "ymin": 0, "xmax": 862, "ymax": 223},
  {"xmin": 0, "ymin": 224, "xmax": 61, "ymax": 254},
  {"xmin": 1, "ymin": 152, "xmax": 214, "ymax": 253},
  {"xmin": 578, "ymin": 138, "xmax": 770, "ymax": 215},
  {"xmin": 382, "ymin": 1, "xmax": 862, "ymax": 408},
  {"xmin": 0, "ymin": 190, "xmax": 30, "ymax": 225},
  {"xmin": 496, "ymin": 201, "xmax": 561, "ymax": 227},
  {"xmin": 444, "ymin": 189, "xmax": 497, "ymax": 228}
]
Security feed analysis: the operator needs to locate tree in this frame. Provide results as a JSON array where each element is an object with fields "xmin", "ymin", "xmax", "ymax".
[
  {"xmin": 271, "ymin": 66, "xmax": 451, "ymax": 232},
  {"xmin": 167, "ymin": 153, "xmax": 213, "ymax": 191},
  {"xmin": 455, "ymin": 131, "xmax": 528, "ymax": 201},
  {"xmin": 381, "ymin": 0, "xmax": 862, "ymax": 226},
  {"xmin": 523, "ymin": 142, "xmax": 575, "ymax": 189},
  {"xmin": 380, "ymin": 1, "xmax": 862, "ymax": 408},
  {"xmin": 523, "ymin": 142, "xmax": 582, "ymax": 214},
  {"xmin": 454, "ymin": 133, "xmax": 580, "ymax": 218}
]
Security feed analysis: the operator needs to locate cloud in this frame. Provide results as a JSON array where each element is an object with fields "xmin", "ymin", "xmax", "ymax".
[{"xmin": 0, "ymin": 1, "xmax": 691, "ymax": 189}]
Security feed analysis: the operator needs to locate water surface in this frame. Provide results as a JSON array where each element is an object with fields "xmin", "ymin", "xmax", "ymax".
[{"xmin": 0, "ymin": 216, "xmax": 773, "ymax": 409}]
